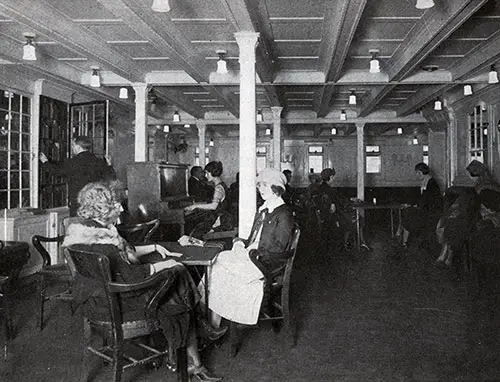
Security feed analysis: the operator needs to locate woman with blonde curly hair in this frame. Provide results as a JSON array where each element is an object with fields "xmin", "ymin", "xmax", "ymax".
[{"xmin": 63, "ymin": 182, "xmax": 225, "ymax": 382}]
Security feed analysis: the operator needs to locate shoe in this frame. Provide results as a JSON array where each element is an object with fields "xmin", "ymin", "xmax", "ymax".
[
  {"xmin": 198, "ymin": 317, "xmax": 228, "ymax": 341},
  {"xmin": 188, "ymin": 365, "xmax": 223, "ymax": 382}
]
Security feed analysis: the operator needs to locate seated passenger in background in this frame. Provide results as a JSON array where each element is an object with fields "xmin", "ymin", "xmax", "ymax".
[
  {"xmin": 319, "ymin": 168, "xmax": 371, "ymax": 251},
  {"xmin": 185, "ymin": 161, "xmax": 233, "ymax": 237},
  {"xmin": 467, "ymin": 159, "xmax": 500, "ymax": 225},
  {"xmin": 188, "ymin": 165, "xmax": 214, "ymax": 202},
  {"xmin": 399, "ymin": 162, "xmax": 442, "ymax": 248},
  {"xmin": 63, "ymin": 182, "xmax": 224, "ymax": 381},
  {"xmin": 282, "ymin": 169, "xmax": 296, "ymax": 206},
  {"xmin": 229, "ymin": 172, "xmax": 239, "ymax": 205}
]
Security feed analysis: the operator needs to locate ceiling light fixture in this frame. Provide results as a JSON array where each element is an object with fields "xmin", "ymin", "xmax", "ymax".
[
  {"xmin": 349, "ymin": 91, "xmax": 357, "ymax": 105},
  {"xmin": 22, "ymin": 33, "xmax": 37, "ymax": 61},
  {"xmin": 216, "ymin": 50, "xmax": 228, "ymax": 74},
  {"xmin": 90, "ymin": 66, "xmax": 101, "ymax": 88},
  {"xmin": 209, "ymin": 138, "xmax": 215, "ymax": 146},
  {"xmin": 434, "ymin": 99, "xmax": 442, "ymax": 110},
  {"xmin": 464, "ymin": 84, "xmax": 473, "ymax": 96},
  {"xmin": 413, "ymin": 136, "xmax": 419, "ymax": 145},
  {"xmin": 340, "ymin": 109, "xmax": 347, "ymax": 121},
  {"xmin": 397, "ymin": 127, "xmax": 403, "ymax": 135},
  {"xmin": 119, "ymin": 87, "xmax": 128, "ymax": 99},
  {"xmin": 256, "ymin": 110, "xmax": 263, "ymax": 122},
  {"xmin": 265, "ymin": 128, "xmax": 272, "ymax": 136},
  {"xmin": 163, "ymin": 125, "xmax": 170, "ymax": 133},
  {"xmin": 173, "ymin": 111, "xmax": 180, "ymax": 122},
  {"xmin": 369, "ymin": 49, "xmax": 380, "ymax": 73},
  {"xmin": 415, "ymin": 0, "xmax": 435, "ymax": 9},
  {"xmin": 488, "ymin": 65, "xmax": 499, "ymax": 84},
  {"xmin": 331, "ymin": 127, "xmax": 337, "ymax": 135},
  {"xmin": 151, "ymin": 0, "xmax": 171, "ymax": 12}
]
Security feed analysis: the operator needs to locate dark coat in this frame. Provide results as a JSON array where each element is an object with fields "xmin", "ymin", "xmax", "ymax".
[
  {"xmin": 42, "ymin": 151, "xmax": 116, "ymax": 216},
  {"xmin": 188, "ymin": 176, "xmax": 214, "ymax": 202},
  {"xmin": 241, "ymin": 204, "xmax": 294, "ymax": 270}
]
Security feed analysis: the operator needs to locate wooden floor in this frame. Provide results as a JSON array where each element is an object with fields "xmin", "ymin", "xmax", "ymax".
[{"xmin": 2, "ymin": 220, "xmax": 500, "ymax": 381}]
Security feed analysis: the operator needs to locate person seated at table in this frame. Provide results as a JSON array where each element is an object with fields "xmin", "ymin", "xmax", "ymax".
[
  {"xmin": 205, "ymin": 168, "xmax": 294, "ymax": 327},
  {"xmin": 185, "ymin": 161, "xmax": 233, "ymax": 237},
  {"xmin": 281, "ymin": 169, "xmax": 296, "ymax": 206},
  {"xmin": 399, "ymin": 162, "xmax": 442, "ymax": 249},
  {"xmin": 189, "ymin": 165, "xmax": 214, "ymax": 202},
  {"xmin": 319, "ymin": 168, "xmax": 371, "ymax": 251},
  {"xmin": 63, "ymin": 181, "xmax": 225, "ymax": 382}
]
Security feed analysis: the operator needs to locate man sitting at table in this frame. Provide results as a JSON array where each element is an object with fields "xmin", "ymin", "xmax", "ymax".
[
  {"xmin": 63, "ymin": 181, "xmax": 225, "ymax": 381},
  {"xmin": 188, "ymin": 166, "xmax": 214, "ymax": 202}
]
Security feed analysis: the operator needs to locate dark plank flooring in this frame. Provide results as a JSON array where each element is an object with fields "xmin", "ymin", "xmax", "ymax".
[{"xmin": 2, "ymin": 220, "xmax": 500, "ymax": 381}]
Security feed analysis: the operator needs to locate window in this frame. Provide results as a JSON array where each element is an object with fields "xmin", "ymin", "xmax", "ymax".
[
  {"xmin": 366, "ymin": 145, "xmax": 381, "ymax": 173},
  {"xmin": 468, "ymin": 105, "xmax": 488, "ymax": 163},
  {"xmin": 308, "ymin": 146, "xmax": 323, "ymax": 173},
  {"xmin": 423, "ymin": 145, "xmax": 429, "ymax": 165},
  {"xmin": 194, "ymin": 146, "xmax": 209, "ymax": 166},
  {"xmin": 256, "ymin": 146, "xmax": 267, "ymax": 172},
  {"xmin": 0, "ymin": 90, "xmax": 32, "ymax": 209}
]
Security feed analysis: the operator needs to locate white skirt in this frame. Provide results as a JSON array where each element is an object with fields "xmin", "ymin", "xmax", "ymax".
[{"xmin": 206, "ymin": 248, "xmax": 264, "ymax": 325}]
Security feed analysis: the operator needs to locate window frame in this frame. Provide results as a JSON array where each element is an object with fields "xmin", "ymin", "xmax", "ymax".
[{"xmin": 468, "ymin": 105, "xmax": 488, "ymax": 164}]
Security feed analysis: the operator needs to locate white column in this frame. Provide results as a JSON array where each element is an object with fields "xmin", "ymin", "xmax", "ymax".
[
  {"xmin": 197, "ymin": 120, "xmax": 206, "ymax": 165},
  {"xmin": 235, "ymin": 31, "xmax": 259, "ymax": 239},
  {"xmin": 132, "ymin": 83, "xmax": 149, "ymax": 162},
  {"xmin": 271, "ymin": 106, "xmax": 283, "ymax": 170},
  {"xmin": 356, "ymin": 123, "xmax": 365, "ymax": 201},
  {"xmin": 30, "ymin": 79, "xmax": 44, "ymax": 207}
]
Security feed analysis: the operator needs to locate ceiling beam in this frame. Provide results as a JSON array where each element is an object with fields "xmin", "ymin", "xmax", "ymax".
[
  {"xmin": 99, "ymin": 0, "xmax": 240, "ymax": 117},
  {"xmin": 451, "ymin": 28, "xmax": 500, "ymax": 81},
  {"xmin": 358, "ymin": 0, "xmax": 487, "ymax": 117},
  {"xmin": 0, "ymin": 0, "xmax": 144, "ymax": 81},
  {"xmin": 387, "ymin": 0, "xmax": 488, "ymax": 82},
  {"xmin": 219, "ymin": 0, "xmax": 281, "ymax": 107},
  {"xmin": 396, "ymin": 84, "xmax": 454, "ymax": 117},
  {"xmin": 316, "ymin": 85, "xmax": 337, "ymax": 118},
  {"xmin": 321, "ymin": 0, "xmax": 369, "ymax": 82},
  {"xmin": 153, "ymin": 88, "xmax": 205, "ymax": 119}
]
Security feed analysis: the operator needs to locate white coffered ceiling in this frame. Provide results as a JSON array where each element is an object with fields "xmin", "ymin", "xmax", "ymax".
[{"xmin": 0, "ymin": 0, "xmax": 499, "ymax": 137}]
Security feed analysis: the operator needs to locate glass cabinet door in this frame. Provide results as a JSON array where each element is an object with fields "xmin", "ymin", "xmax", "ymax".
[{"xmin": 70, "ymin": 100, "xmax": 108, "ymax": 158}]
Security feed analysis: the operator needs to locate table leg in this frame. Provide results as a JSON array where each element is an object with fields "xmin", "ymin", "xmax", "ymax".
[
  {"xmin": 356, "ymin": 209, "xmax": 361, "ymax": 250},
  {"xmin": 204, "ymin": 267, "xmax": 209, "ymax": 318}
]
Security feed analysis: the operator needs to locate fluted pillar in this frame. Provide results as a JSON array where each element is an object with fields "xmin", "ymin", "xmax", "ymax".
[
  {"xmin": 356, "ymin": 123, "xmax": 365, "ymax": 201},
  {"xmin": 271, "ymin": 106, "xmax": 283, "ymax": 169},
  {"xmin": 31, "ymin": 79, "xmax": 44, "ymax": 207},
  {"xmin": 132, "ymin": 83, "xmax": 149, "ymax": 162},
  {"xmin": 235, "ymin": 31, "xmax": 259, "ymax": 239},
  {"xmin": 197, "ymin": 120, "xmax": 206, "ymax": 165}
]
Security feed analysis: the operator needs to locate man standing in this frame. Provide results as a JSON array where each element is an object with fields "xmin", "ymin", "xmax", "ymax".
[{"xmin": 40, "ymin": 135, "xmax": 116, "ymax": 216}]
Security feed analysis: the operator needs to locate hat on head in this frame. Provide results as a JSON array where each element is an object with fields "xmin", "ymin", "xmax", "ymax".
[
  {"xmin": 466, "ymin": 160, "xmax": 487, "ymax": 177},
  {"xmin": 256, "ymin": 168, "xmax": 287, "ymax": 190}
]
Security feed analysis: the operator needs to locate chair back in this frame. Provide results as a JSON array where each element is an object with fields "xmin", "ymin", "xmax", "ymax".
[
  {"xmin": 116, "ymin": 218, "xmax": 160, "ymax": 244},
  {"xmin": 32, "ymin": 235, "xmax": 65, "ymax": 267},
  {"xmin": 282, "ymin": 224, "xmax": 301, "ymax": 291}
]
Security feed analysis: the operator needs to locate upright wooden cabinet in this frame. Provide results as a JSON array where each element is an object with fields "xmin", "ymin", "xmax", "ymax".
[{"xmin": 1, "ymin": 210, "xmax": 57, "ymax": 276}]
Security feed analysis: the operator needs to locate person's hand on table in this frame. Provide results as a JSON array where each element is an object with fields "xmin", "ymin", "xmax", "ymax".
[
  {"xmin": 184, "ymin": 204, "xmax": 197, "ymax": 213},
  {"xmin": 152, "ymin": 259, "xmax": 181, "ymax": 273},
  {"xmin": 154, "ymin": 244, "xmax": 183, "ymax": 259}
]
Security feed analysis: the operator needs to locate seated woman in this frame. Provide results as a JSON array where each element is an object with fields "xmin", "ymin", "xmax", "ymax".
[
  {"xmin": 63, "ymin": 182, "xmax": 224, "ymax": 382},
  {"xmin": 318, "ymin": 168, "xmax": 371, "ymax": 251},
  {"xmin": 399, "ymin": 162, "xmax": 443, "ymax": 248},
  {"xmin": 206, "ymin": 168, "xmax": 294, "ymax": 327},
  {"xmin": 185, "ymin": 161, "xmax": 233, "ymax": 238}
]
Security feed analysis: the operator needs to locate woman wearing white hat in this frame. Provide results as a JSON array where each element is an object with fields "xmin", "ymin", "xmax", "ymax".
[{"xmin": 205, "ymin": 168, "xmax": 295, "ymax": 328}]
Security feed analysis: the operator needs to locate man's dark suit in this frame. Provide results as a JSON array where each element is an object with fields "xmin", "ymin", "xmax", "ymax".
[
  {"xmin": 188, "ymin": 176, "xmax": 213, "ymax": 202},
  {"xmin": 42, "ymin": 151, "xmax": 116, "ymax": 216}
]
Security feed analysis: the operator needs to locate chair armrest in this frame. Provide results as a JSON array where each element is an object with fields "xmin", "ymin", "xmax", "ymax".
[{"xmin": 32, "ymin": 235, "xmax": 65, "ymax": 267}]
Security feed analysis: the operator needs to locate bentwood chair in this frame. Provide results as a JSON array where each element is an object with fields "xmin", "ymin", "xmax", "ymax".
[
  {"xmin": 228, "ymin": 224, "xmax": 301, "ymax": 357},
  {"xmin": 65, "ymin": 244, "xmax": 188, "ymax": 382},
  {"xmin": 32, "ymin": 235, "xmax": 73, "ymax": 330},
  {"xmin": 116, "ymin": 218, "xmax": 160, "ymax": 244}
]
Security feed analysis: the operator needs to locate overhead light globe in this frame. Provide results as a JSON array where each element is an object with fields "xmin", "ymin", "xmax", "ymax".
[
  {"xmin": 22, "ymin": 33, "xmax": 37, "ymax": 61},
  {"xmin": 119, "ymin": 87, "xmax": 128, "ymax": 99},
  {"xmin": 90, "ymin": 67, "xmax": 100, "ymax": 88},
  {"xmin": 349, "ymin": 91, "xmax": 357, "ymax": 105},
  {"xmin": 434, "ymin": 99, "xmax": 442, "ymax": 111},
  {"xmin": 216, "ymin": 50, "xmax": 228, "ymax": 74},
  {"xmin": 464, "ymin": 84, "xmax": 473, "ymax": 96},
  {"xmin": 416, "ymin": 0, "xmax": 435, "ymax": 9},
  {"xmin": 488, "ymin": 65, "xmax": 499, "ymax": 84},
  {"xmin": 340, "ymin": 109, "xmax": 347, "ymax": 121},
  {"xmin": 151, "ymin": 0, "xmax": 171, "ymax": 12},
  {"xmin": 369, "ymin": 50, "xmax": 380, "ymax": 73}
]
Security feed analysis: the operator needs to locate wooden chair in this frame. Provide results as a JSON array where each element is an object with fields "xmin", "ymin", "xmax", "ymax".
[
  {"xmin": 228, "ymin": 224, "xmax": 301, "ymax": 357},
  {"xmin": 65, "ymin": 244, "xmax": 188, "ymax": 382},
  {"xmin": 116, "ymin": 218, "xmax": 160, "ymax": 244},
  {"xmin": 32, "ymin": 235, "xmax": 73, "ymax": 330}
]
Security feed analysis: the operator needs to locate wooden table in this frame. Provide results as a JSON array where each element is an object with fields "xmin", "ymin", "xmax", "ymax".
[
  {"xmin": 159, "ymin": 242, "xmax": 222, "ymax": 317},
  {"xmin": 352, "ymin": 203, "xmax": 403, "ymax": 250}
]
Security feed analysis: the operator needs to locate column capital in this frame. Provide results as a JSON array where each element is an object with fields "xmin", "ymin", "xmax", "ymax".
[
  {"xmin": 270, "ymin": 106, "xmax": 283, "ymax": 120},
  {"xmin": 235, "ymin": 32, "xmax": 259, "ymax": 65},
  {"xmin": 355, "ymin": 122, "xmax": 366, "ymax": 130},
  {"xmin": 196, "ymin": 119, "xmax": 207, "ymax": 131},
  {"xmin": 131, "ymin": 83, "xmax": 150, "ymax": 94}
]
